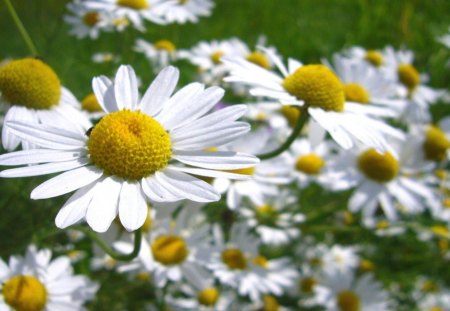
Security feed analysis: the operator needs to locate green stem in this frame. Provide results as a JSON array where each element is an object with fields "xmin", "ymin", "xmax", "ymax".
[
  {"xmin": 3, "ymin": 0, "xmax": 38, "ymax": 55},
  {"xmin": 257, "ymin": 106, "xmax": 308, "ymax": 160},
  {"xmin": 72, "ymin": 225, "xmax": 142, "ymax": 262}
]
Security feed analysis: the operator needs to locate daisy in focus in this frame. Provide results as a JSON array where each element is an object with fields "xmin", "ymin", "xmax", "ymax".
[
  {"xmin": 157, "ymin": 0, "xmax": 214, "ymax": 24},
  {"xmin": 0, "ymin": 58, "xmax": 91, "ymax": 151},
  {"xmin": 0, "ymin": 245, "xmax": 97, "ymax": 311},
  {"xmin": 223, "ymin": 49, "xmax": 405, "ymax": 152},
  {"xmin": 134, "ymin": 38, "xmax": 178, "ymax": 72},
  {"xmin": 0, "ymin": 65, "xmax": 258, "ymax": 233}
]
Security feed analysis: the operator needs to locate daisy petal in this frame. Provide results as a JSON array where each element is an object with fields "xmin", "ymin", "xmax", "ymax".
[
  {"xmin": 169, "ymin": 166, "xmax": 251, "ymax": 180},
  {"xmin": 172, "ymin": 150, "xmax": 259, "ymax": 170},
  {"xmin": 0, "ymin": 159, "xmax": 89, "ymax": 178},
  {"xmin": 141, "ymin": 176, "xmax": 182, "ymax": 202},
  {"xmin": 2, "ymin": 106, "xmax": 25, "ymax": 151},
  {"xmin": 118, "ymin": 181, "xmax": 148, "ymax": 231},
  {"xmin": 114, "ymin": 65, "xmax": 139, "ymax": 110},
  {"xmin": 92, "ymin": 75, "xmax": 117, "ymax": 112},
  {"xmin": 0, "ymin": 149, "xmax": 86, "ymax": 166}
]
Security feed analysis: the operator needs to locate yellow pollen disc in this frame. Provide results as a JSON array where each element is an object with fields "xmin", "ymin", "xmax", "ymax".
[
  {"xmin": 423, "ymin": 125, "xmax": 450, "ymax": 162},
  {"xmin": 357, "ymin": 148, "xmax": 399, "ymax": 183},
  {"xmin": 179, "ymin": 0, "xmax": 189, "ymax": 4},
  {"xmin": 422, "ymin": 280, "xmax": 439, "ymax": 293},
  {"xmin": 210, "ymin": 51, "xmax": 224, "ymax": 65},
  {"xmin": 225, "ymin": 167, "xmax": 255, "ymax": 175},
  {"xmin": 282, "ymin": 64, "xmax": 345, "ymax": 112},
  {"xmin": 431, "ymin": 225, "xmax": 449, "ymax": 238},
  {"xmin": 88, "ymin": 110, "xmax": 171, "ymax": 180},
  {"xmin": 376, "ymin": 220, "xmax": 390, "ymax": 230},
  {"xmin": 309, "ymin": 257, "xmax": 322, "ymax": 266},
  {"xmin": 113, "ymin": 17, "xmax": 129, "ymax": 27},
  {"xmin": 435, "ymin": 169, "xmax": 448, "ymax": 180},
  {"xmin": 3, "ymin": 275, "xmax": 47, "ymax": 311},
  {"xmin": 358, "ymin": 259, "xmax": 375, "ymax": 272},
  {"xmin": 117, "ymin": 0, "xmax": 149, "ymax": 10},
  {"xmin": 0, "ymin": 58, "xmax": 61, "ymax": 110},
  {"xmin": 280, "ymin": 105, "xmax": 300, "ymax": 128},
  {"xmin": 154, "ymin": 40, "xmax": 176, "ymax": 52},
  {"xmin": 337, "ymin": 290, "xmax": 361, "ymax": 311},
  {"xmin": 364, "ymin": 50, "xmax": 384, "ymax": 67},
  {"xmin": 255, "ymin": 204, "xmax": 278, "ymax": 226},
  {"xmin": 439, "ymin": 239, "xmax": 449, "ymax": 253},
  {"xmin": 221, "ymin": 248, "xmax": 247, "ymax": 270},
  {"xmin": 397, "ymin": 64, "xmax": 420, "ymax": 91},
  {"xmin": 136, "ymin": 271, "xmax": 151, "ymax": 281},
  {"xmin": 246, "ymin": 51, "xmax": 271, "ymax": 69},
  {"xmin": 262, "ymin": 295, "xmax": 280, "ymax": 311},
  {"xmin": 151, "ymin": 235, "xmax": 189, "ymax": 266},
  {"xmin": 197, "ymin": 287, "xmax": 219, "ymax": 306},
  {"xmin": 295, "ymin": 153, "xmax": 325, "ymax": 175},
  {"xmin": 343, "ymin": 211, "xmax": 354, "ymax": 225},
  {"xmin": 83, "ymin": 11, "xmax": 100, "ymax": 27},
  {"xmin": 252, "ymin": 255, "xmax": 269, "ymax": 268},
  {"xmin": 344, "ymin": 83, "xmax": 370, "ymax": 104},
  {"xmin": 300, "ymin": 277, "xmax": 317, "ymax": 293},
  {"xmin": 443, "ymin": 198, "xmax": 450, "ymax": 209},
  {"xmin": 81, "ymin": 93, "xmax": 102, "ymax": 112},
  {"xmin": 429, "ymin": 307, "xmax": 444, "ymax": 311}
]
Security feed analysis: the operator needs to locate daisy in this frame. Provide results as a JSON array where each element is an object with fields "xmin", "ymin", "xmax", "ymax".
[
  {"xmin": 64, "ymin": 0, "xmax": 112, "ymax": 39},
  {"xmin": 91, "ymin": 52, "xmax": 118, "ymax": 63},
  {"xmin": 239, "ymin": 190, "xmax": 305, "ymax": 245},
  {"xmin": 341, "ymin": 46, "xmax": 385, "ymax": 68},
  {"xmin": 0, "ymin": 65, "xmax": 258, "ymax": 233},
  {"xmin": 0, "ymin": 58, "xmax": 91, "ymax": 151},
  {"xmin": 320, "ymin": 245, "xmax": 360, "ymax": 275},
  {"xmin": 313, "ymin": 270, "xmax": 390, "ymax": 311},
  {"xmin": 134, "ymin": 38, "xmax": 178, "ymax": 72},
  {"xmin": 0, "ymin": 245, "xmax": 98, "ymax": 311},
  {"xmin": 80, "ymin": 92, "xmax": 106, "ymax": 120},
  {"xmin": 83, "ymin": 0, "xmax": 170, "ymax": 31},
  {"xmin": 223, "ymin": 49, "xmax": 405, "ymax": 152},
  {"xmin": 157, "ymin": 0, "xmax": 214, "ymax": 24}
]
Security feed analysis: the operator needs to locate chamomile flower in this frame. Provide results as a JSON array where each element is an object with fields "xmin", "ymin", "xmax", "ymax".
[
  {"xmin": 0, "ymin": 245, "xmax": 98, "ymax": 311},
  {"xmin": 157, "ymin": 0, "xmax": 214, "ymax": 24},
  {"xmin": 223, "ymin": 49, "xmax": 404, "ymax": 152},
  {"xmin": 0, "ymin": 65, "xmax": 258, "ymax": 233},
  {"xmin": 80, "ymin": 92, "xmax": 106, "ymax": 120},
  {"xmin": 83, "ymin": 0, "xmax": 170, "ymax": 31},
  {"xmin": 91, "ymin": 52, "xmax": 118, "ymax": 63},
  {"xmin": 321, "ymin": 245, "xmax": 360, "ymax": 275},
  {"xmin": 313, "ymin": 270, "xmax": 390, "ymax": 311},
  {"xmin": 134, "ymin": 38, "xmax": 178, "ymax": 72},
  {"xmin": 64, "ymin": 0, "xmax": 111, "ymax": 39},
  {"xmin": 0, "ymin": 58, "xmax": 91, "ymax": 151},
  {"xmin": 239, "ymin": 190, "xmax": 305, "ymax": 245},
  {"xmin": 342, "ymin": 46, "xmax": 385, "ymax": 68}
]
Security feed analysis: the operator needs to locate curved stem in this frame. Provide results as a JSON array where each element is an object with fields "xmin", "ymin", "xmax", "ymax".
[
  {"xmin": 257, "ymin": 106, "xmax": 308, "ymax": 160},
  {"xmin": 72, "ymin": 225, "xmax": 142, "ymax": 262},
  {"xmin": 3, "ymin": 0, "xmax": 38, "ymax": 55}
]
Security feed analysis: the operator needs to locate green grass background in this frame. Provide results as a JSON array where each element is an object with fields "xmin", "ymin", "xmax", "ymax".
[{"xmin": 0, "ymin": 0, "xmax": 450, "ymax": 310}]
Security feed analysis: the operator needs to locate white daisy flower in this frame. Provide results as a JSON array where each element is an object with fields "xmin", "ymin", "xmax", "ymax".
[
  {"xmin": 438, "ymin": 26, "xmax": 450, "ymax": 49},
  {"xmin": 80, "ymin": 92, "xmax": 107, "ymax": 120},
  {"xmin": 239, "ymin": 190, "xmax": 305, "ymax": 245},
  {"xmin": 321, "ymin": 245, "xmax": 360, "ymax": 275},
  {"xmin": 205, "ymin": 224, "xmax": 298, "ymax": 302},
  {"xmin": 341, "ymin": 46, "xmax": 386, "ymax": 68},
  {"xmin": 91, "ymin": 52, "xmax": 118, "ymax": 63},
  {"xmin": 64, "ymin": 0, "xmax": 112, "ymax": 39},
  {"xmin": 157, "ymin": 0, "xmax": 214, "ymax": 24},
  {"xmin": 134, "ymin": 38, "xmax": 178, "ymax": 72},
  {"xmin": 83, "ymin": 0, "xmax": 170, "ymax": 31},
  {"xmin": 313, "ymin": 270, "xmax": 390, "ymax": 311},
  {"xmin": 0, "ymin": 245, "xmax": 98, "ymax": 311},
  {"xmin": 223, "ymin": 49, "xmax": 405, "ymax": 152},
  {"xmin": 0, "ymin": 58, "xmax": 91, "ymax": 151},
  {"xmin": 0, "ymin": 65, "xmax": 258, "ymax": 233}
]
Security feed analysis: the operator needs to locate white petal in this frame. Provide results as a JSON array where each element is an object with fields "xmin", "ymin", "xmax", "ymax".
[
  {"xmin": 140, "ymin": 66, "xmax": 179, "ymax": 116},
  {"xmin": 31, "ymin": 166, "xmax": 103, "ymax": 199},
  {"xmin": 114, "ymin": 65, "xmax": 139, "ymax": 110},
  {"xmin": 141, "ymin": 175, "xmax": 182, "ymax": 202},
  {"xmin": 2, "ymin": 106, "xmax": 23, "ymax": 151},
  {"xmin": 118, "ymin": 181, "xmax": 148, "ymax": 231},
  {"xmin": 172, "ymin": 150, "xmax": 259, "ymax": 170},
  {"xmin": 92, "ymin": 75, "xmax": 117, "ymax": 112},
  {"xmin": 0, "ymin": 149, "xmax": 85, "ymax": 166},
  {"xmin": 0, "ymin": 158, "xmax": 89, "ymax": 177},
  {"xmin": 169, "ymin": 166, "xmax": 251, "ymax": 180}
]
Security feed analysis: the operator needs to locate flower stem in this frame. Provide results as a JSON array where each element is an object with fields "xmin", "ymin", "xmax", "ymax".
[
  {"xmin": 3, "ymin": 0, "xmax": 38, "ymax": 55},
  {"xmin": 257, "ymin": 106, "xmax": 308, "ymax": 160},
  {"xmin": 72, "ymin": 225, "xmax": 142, "ymax": 261}
]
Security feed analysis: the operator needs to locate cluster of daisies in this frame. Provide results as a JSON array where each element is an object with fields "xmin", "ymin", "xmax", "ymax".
[{"xmin": 1, "ymin": 6, "xmax": 450, "ymax": 308}]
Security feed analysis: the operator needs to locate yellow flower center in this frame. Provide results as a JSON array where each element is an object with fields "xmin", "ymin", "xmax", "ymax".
[
  {"xmin": 252, "ymin": 255, "xmax": 269, "ymax": 268},
  {"xmin": 280, "ymin": 105, "xmax": 300, "ymax": 128},
  {"xmin": 117, "ymin": 0, "xmax": 149, "ymax": 10},
  {"xmin": 179, "ymin": 0, "xmax": 189, "ymax": 4},
  {"xmin": 300, "ymin": 277, "xmax": 317, "ymax": 293},
  {"xmin": 255, "ymin": 204, "xmax": 278, "ymax": 226},
  {"xmin": 376, "ymin": 220, "xmax": 390, "ymax": 230},
  {"xmin": 0, "ymin": 58, "xmax": 61, "ymax": 110},
  {"xmin": 357, "ymin": 148, "xmax": 399, "ymax": 183},
  {"xmin": 429, "ymin": 307, "xmax": 444, "ymax": 311},
  {"xmin": 88, "ymin": 110, "xmax": 171, "ymax": 180},
  {"xmin": 358, "ymin": 259, "xmax": 375, "ymax": 272},
  {"xmin": 221, "ymin": 248, "xmax": 247, "ymax": 270},
  {"xmin": 151, "ymin": 235, "xmax": 189, "ymax": 266},
  {"xmin": 81, "ymin": 93, "xmax": 102, "ymax": 112},
  {"xmin": 443, "ymin": 198, "xmax": 450, "ymax": 209},
  {"xmin": 422, "ymin": 280, "xmax": 439, "ymax": 293},
  {"xmin": 344, "ymin": 83, "xmax": 370, "ymax": 104},
  {"xmin": 262, "ymin": 295, "xmax": 279, "ymax": 311},
  {"xmin": 282, "ymin": 64, "xmax": 345, "ymax": 112},
  {"xmin": 136, "ymin": 271, "xmax": 151, "ymax": 281},
  {"xmin": 337, "ymin": 290, "xmax": 361, "ymax": 311},
  {"xmin": 309, "ymin": 257, "xmax": 322, "ymax": 266},
  {"xmin": 154, "ymin": 40, "xmax": 176, "ymax": 52},
  {"xmin": 431, "ymin": 225, "xmax": 449, "ymax": 238},
  {"xmin": 364, "ymin": 50, "xmax": 383, "ymax": 67},
  {"xmin": 295, "ymin": 153, "xmax": 325, "ymax": 175},
  {"xmin": 83, "ymin": 11, "xmax": 100, "ymax": 27},
  {"xmin": 343, "ymin": 211, "xmax": 354, "ymax": 225},
  {"xmin": 423, "ymin": 126, "xmax": 450, "ymax": 162},
  {"xmin": 197, "ymin": 287, "xmax": 219, "ymax": 306},
  {"xmin": 246, "ymin": 52, "xmax": 271, "ymax": 69},
  {"xmin": 225, "ymin": 167, "xmax": 256, "ymax": 175},
  {"xmin": 112, "ymin": 17, "xmax": 130, "ymax": 27},
  {"xmin": 3, "ymin": 275, "xmax": 47, "ymax": 311},
  {"xmin": 210, "ymin": 51, "xmax": 224, "ymax": 65},
  {"xmin": 397, "ymin": 64, "xmax": 420, "ymax": 91},
  {"xmin": 435, "ymin": 169, "xmax": 448, "ymax": 180}
]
